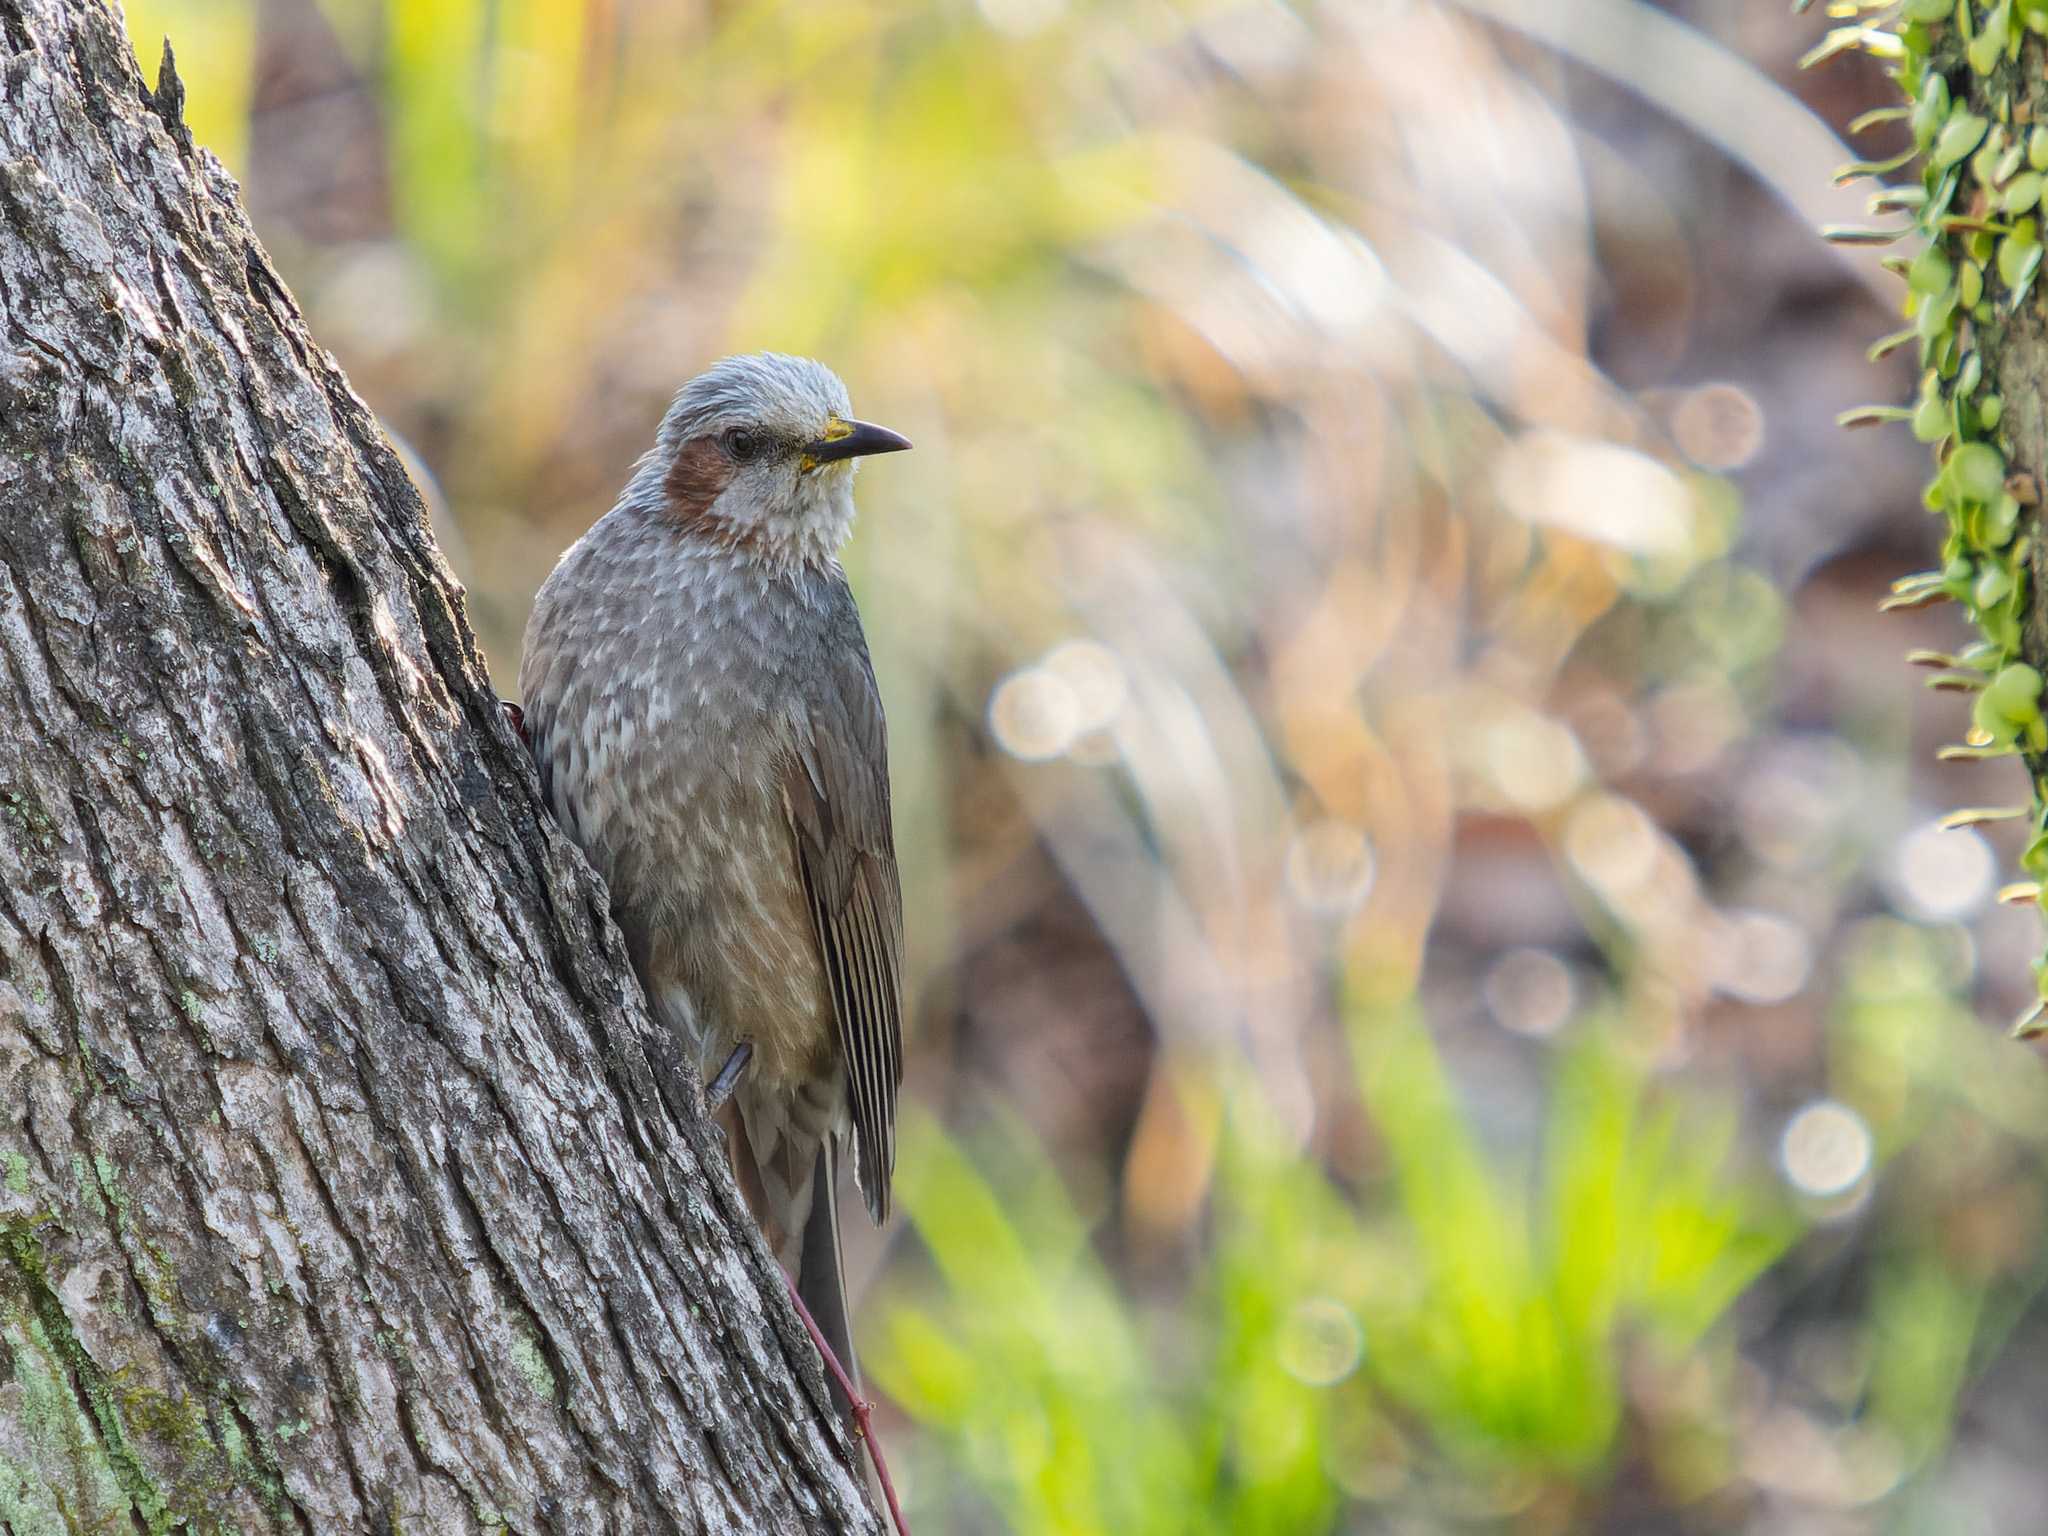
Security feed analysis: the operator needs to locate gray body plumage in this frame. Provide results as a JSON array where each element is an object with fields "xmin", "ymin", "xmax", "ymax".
[{"xmin": 519, "ymin": 354, "xmax": 904, "ymax": 1386}]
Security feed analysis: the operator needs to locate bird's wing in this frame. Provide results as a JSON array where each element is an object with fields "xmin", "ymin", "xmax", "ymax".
[{"xmin": 782, "ymin": 622, "xmax": 904, "ymax": 1225}]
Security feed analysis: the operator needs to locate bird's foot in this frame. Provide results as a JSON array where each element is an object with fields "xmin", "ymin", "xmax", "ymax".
[{"xmin": 704, "ymin": 1040, "xmax": 754, "ymax": 1114}]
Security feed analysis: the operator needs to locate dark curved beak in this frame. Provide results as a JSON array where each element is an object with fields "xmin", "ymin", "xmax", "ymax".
[{"xmin": 805, "ymin": 419, "xmax": 913, "ymax": 464}]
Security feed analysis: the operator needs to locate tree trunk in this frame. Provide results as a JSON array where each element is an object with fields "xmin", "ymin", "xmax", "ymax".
[
  {"xmin": 0, "ymin": 2, "xmax": 879, "ymax": 1530},
  {"xmin": 1819, "ymin": 5, "xmax": 2048, "ymax": 1022}
]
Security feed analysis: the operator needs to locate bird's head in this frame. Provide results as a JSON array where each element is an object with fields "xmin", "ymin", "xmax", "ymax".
[{"xmin": 648, "ymin": 352, "xmax": 910, "ymax": 570}]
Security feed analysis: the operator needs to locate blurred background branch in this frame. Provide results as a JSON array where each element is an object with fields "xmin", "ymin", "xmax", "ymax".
[
  {"xmin": 1448, "ymin": 0, "xmax": 1898, "ymax": 303},
  {"xmin": 111, "ymin": 0, "xmax": 2048, "ymax": 1527}
]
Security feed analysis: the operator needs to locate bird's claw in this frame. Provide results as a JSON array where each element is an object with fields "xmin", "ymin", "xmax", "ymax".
[{"xmin": 704, "ymin": 1040, "xmax": 754, "ymax": 1113}]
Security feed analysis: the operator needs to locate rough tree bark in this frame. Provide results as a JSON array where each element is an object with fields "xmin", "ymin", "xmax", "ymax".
[{"xmin": 0, "ymin": 1, "xmax": 880, "ymax": 1530}]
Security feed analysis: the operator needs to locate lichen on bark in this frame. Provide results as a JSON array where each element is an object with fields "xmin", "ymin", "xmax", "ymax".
[{"xmin": 0, "ymin": 0, "xmax": 879, "ymax": 1529}]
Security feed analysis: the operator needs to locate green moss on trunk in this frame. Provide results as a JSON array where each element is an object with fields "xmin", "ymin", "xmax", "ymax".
[
  {"xmin": 1, "ymin": 1229, "xmax": 168, "ymax": 1533},
  {"xmin": 0, "ymin": 1222, "xmax": 305, "ymax": 1534}
]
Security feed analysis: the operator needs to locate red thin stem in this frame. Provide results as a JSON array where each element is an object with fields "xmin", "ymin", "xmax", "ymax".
[{"xmin": 783, "ymin": 1272, "xmax": 910, "ymax": 1536}]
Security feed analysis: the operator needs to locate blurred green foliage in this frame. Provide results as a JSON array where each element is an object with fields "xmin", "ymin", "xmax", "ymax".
[
  {"xmin": 875, "ymin": 1009, "xmax": 1793, "ymax": 1532},
  {"xmin": 117, "ymin": 0, "xmax": 2048, "ymax": 1529}
]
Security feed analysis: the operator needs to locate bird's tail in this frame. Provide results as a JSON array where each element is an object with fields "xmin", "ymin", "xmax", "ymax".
[{"xmin": 797, "ymin": 1139, "xmax": 861, "ymax": 1434}]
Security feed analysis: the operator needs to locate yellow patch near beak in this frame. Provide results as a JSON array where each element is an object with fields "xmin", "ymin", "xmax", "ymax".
[
  {"xmin": 801, "ymin": 416, "xmax": 854, "ymax": 472},
  {"xmin": 801, "ymin": 416, "xmax": 912, "ymax": 472}
]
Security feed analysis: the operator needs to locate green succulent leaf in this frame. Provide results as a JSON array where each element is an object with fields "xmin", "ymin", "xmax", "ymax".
[
  {"xmin": 2003, "ymin": 237, "xmax": 2045, "ymax": 304},
  {"xmin": 1935, "ymin": 112, "xmax": 1991, "ymax": 168},
  {"xmin": 1914, "ymin": 73, "xmax": 1954, "ymax": 146},
  {"xmin": 1975, "ymin": 663, "xmax": 2044, "ymax": 744},
  {"xmin": 1948, "ymin": 441, "xmax": 2008, "ymax": 503},
  {"xmin": 1910, "ymin": 244, "xmax": 1955, "ymax": 295}
]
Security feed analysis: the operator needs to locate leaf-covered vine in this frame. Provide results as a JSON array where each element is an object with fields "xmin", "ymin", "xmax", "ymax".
[{"xmin": 1810, "ymin": 0, "xmax": 2048, "ymax": 1033}]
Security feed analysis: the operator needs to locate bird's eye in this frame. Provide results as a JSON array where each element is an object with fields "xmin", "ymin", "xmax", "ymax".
[{"xmin": 725, "ymin": 428, "xmax": 763, "ymax": 462}]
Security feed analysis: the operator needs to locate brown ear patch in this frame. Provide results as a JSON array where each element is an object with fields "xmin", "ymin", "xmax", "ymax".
[{"xmin": 664, "ymin": 435, "xmax": 737, "ymax": 525}]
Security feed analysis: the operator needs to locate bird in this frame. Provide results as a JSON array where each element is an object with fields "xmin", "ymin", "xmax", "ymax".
[{"xmin": 517, "ymin": 352, "xmax": 908, "ymax": 1408}]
